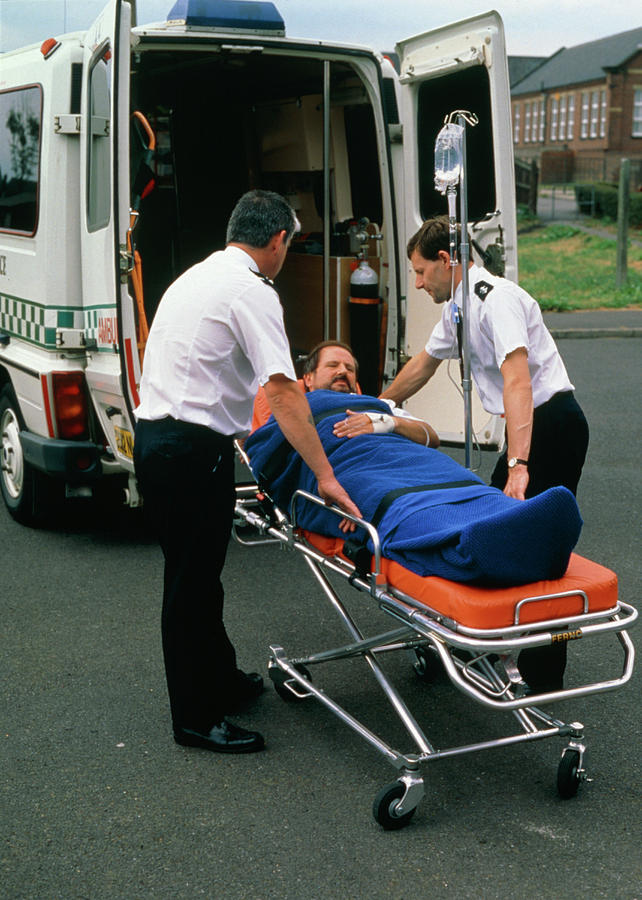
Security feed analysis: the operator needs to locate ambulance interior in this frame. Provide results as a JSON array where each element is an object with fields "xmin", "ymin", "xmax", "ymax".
[{"xmin": 129, "ymin": 46, "xmax": 498, "ymax": 392}]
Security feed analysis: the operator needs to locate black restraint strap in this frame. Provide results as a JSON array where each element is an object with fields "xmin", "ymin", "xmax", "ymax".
[{"xmin": 369, "ymin": 480, "xmax": 480, "ymax": 529}]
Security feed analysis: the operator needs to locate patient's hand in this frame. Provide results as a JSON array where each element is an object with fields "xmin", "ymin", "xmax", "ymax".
[{"xmin": 333, "ymin": 410, "xmax": 373, "ymax": 439}]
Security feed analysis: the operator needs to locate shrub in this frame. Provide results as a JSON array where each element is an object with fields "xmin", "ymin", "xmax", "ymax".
[{"xmin": 574, "ymin": 182, "xmax": 642, "ymax": 225}]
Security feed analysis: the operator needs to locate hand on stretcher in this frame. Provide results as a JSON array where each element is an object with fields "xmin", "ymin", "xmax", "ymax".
[{"xmin": 317, "ymin": 473, "xmax": 362, "ymax": 533}]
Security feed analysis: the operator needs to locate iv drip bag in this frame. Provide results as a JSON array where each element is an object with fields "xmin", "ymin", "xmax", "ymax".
[{"xmin": 434, "ymin": 122, "xmax": 464, "ymax": 194}]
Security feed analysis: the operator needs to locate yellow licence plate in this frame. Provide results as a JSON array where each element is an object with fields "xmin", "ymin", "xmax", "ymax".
[{"xmin": 114, "ymin": 426, "xmax": 134, "ymax": 459}]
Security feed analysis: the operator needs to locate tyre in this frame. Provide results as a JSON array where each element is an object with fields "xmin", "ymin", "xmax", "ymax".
[
  {"xmin": 372, "ymin": 782, "xmax": 417, "ymax": 830},
  {"xmin": 557, "ymin": 748, "xmax": 582, "ymax": 799},
  {"xmin": 413, "ymin": 646, "xmax": 442, "ymax": 683},
  {"xmin": 0, "ymin": 386, "xmax": 57, "ymax": 524},
  {"xmin": 273, "ymin": 663, "xmax": 312, "ymax": 702}
]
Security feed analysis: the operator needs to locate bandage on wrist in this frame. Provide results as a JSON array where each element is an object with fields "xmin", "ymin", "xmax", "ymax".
[{"xmin": 364, "ymin": 411, "xmax": 395, "ymax": 434}]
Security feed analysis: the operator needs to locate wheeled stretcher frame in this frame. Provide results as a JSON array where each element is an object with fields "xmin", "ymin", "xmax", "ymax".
[{"xmin": 233, "ymin": 473, "xmax": 637, "ymax": 830}]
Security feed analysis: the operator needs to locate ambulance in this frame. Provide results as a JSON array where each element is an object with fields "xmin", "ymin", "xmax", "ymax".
[{"xmin": 0, "ymin": 0, "xmax": 516, "ymax": 523}]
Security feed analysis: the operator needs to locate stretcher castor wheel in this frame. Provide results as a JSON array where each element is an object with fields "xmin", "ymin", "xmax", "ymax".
[
  {"xmin": 557, "ymin": 748, "xmax": 582, "ymax": 798},
  {"xmin": 413, "ymin": 646, "xmax": 442, "ymax": 683},
  {"xmin": 273, "ymin": 663, "xmax": 312, "ymax": 702},
  {"xmin": 372, "ymin": 782, "xmax": 417, "ymax": 830}
]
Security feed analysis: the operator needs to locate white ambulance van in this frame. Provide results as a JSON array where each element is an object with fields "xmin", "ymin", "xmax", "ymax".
[{"xmin": 0, "ymin": 0, "xmax": 516, "ymax": 524}]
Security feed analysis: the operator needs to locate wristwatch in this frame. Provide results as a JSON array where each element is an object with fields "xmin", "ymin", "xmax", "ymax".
[{"xmin": 508, "ymin": 457, "xmax": 529, "ymax": 468}]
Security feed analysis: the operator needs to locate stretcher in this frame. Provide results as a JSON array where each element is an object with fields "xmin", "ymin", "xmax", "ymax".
[{"xmin": 233, "ymin": 452, "xmax": 637, "ymax": 830}]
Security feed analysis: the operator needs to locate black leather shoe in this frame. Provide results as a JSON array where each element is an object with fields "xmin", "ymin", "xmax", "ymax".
[
  {"xmin": 224, "ymin": 670, "xmax": 264, "ymax": 712},
  {"xmin": 174, "ymin": 720, "xmax": 265, "ymax": 754}
]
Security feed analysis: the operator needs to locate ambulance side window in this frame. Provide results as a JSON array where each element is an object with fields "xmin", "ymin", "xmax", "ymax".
[
  {"xmin": 87, "ymin": 46, "xmax": 112, "ymax": 231},
  {"xmin": 0, "ymin": 85, "xmax": 42, "ymax": 235}
]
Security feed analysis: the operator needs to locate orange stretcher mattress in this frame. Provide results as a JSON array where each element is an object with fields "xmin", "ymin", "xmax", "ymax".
[{"xmin": 301, "ymin": 532, "xmax": 618, "ymax": 630}]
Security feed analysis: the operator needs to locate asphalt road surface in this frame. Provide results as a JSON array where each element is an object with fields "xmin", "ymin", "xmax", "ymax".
[{"xmin": 1, "ymin": 337, "xmax": 640, "ymax": 900}]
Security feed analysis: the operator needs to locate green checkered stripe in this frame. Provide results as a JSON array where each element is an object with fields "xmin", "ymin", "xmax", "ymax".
[
  {"xmin": 0, "ymin": 293, "xmax": 116, "ymax": 349},
  {"xmin": 0, "ymin": 293, "xmax": 84, "ymax": 348}
]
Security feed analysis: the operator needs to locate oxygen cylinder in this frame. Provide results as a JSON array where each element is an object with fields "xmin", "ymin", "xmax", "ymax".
[{"xmin": 348, "ymin": 259, "xmax": 380, "ymax": 396}]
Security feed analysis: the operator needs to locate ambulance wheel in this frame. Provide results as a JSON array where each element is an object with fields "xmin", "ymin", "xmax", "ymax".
[
  {"xmin": 0, "ymin": 386, "xmax": 52, "ymax": 525},
  {"xmin": 273, "ymin": 664, "xmax": 312, "ymax": 702},
  {"xmin": 373, "ymin": 782, "xmax": 417, "ymax": 830},
  {"xmin": 557, "ymin": 749, "xmax": 581, "ymax": 799}
]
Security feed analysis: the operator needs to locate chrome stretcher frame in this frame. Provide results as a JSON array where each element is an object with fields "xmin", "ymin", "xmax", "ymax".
[{"xmin": 233, "ymin": 470, "xmax": 637, "ymax": 830}]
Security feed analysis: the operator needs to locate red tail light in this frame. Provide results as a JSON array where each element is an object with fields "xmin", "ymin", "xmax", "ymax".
[{"xmin": 51, "ymin": 372, "xmax": 89, "ymax": 440}]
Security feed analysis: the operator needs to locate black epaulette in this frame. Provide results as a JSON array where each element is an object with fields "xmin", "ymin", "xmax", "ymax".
[
  {"xmin": 474, "ymin": 281, "xmax": 494, "ymax": 300},
  {"xmin": 251, "ymin": 269, "xmax": 274, "ymax": 287}
]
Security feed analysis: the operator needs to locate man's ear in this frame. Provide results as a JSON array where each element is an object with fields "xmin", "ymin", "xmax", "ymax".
[
  {"xmin": 271, "ymin": 229, "xmax": 287, "ymax": 252},
  {"xmin": 302, "ymin": 372, "xmax": 313, "ymax": 390},
  {"xmin": 437, "ymin": 249, "xmax": 452, "ymax": 267}
]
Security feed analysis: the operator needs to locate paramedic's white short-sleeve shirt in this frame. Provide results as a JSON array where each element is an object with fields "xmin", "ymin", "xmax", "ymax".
[
  {"xmin": 135, "ymin": 246, "xmax": 296, "ymax": 436},
  {"xmin": 426, "ymin": 265, "xmax": 573, "ymax": 414}
]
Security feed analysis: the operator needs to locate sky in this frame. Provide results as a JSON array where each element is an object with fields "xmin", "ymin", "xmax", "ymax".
[{"xmin": 0, "ymin": 0, "xmax": 639, "ymax": 57}]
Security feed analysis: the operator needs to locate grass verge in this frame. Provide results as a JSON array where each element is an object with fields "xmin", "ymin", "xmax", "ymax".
[{"xmin": 517, "ymin": 223, "xmax": 642, "ymax": 311}]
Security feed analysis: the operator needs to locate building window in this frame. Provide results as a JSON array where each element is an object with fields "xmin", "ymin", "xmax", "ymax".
[
  {"xmin": 550, "ymin": 97, "xmax": 559, "ymax": 141},
  {"xmin": 531, "ymin": 102, "xmax": 538, "ymax": 142},
  {"xmin": 538, "ymin": 99, "xmax": 546, "ymax": 142},
  {"xmin": 598, "ymin": 90, "xmax": 606, "ymax": 134},
  {"xmin": 513, "ymin": 103, "xmax": 521, "ymax": 143},
  {"xmin": 589, "ymin": 90, "xmax": 600, "ymax": 138},
  {"xmin": 524, "ymin": 102, "xmax": 531, "ymax": 142},
  {"xmin": 559, "ymin": 96, "xmax": 567, "ymax": 142},
  {"xmin": 567, "ymin": 94, "xmax": 575, "ymax": 140},
  {"xmin": 0, "ymin": 85, "xmax": 42, "ymax": 235},
  {"xmin": 634, "ymin": 89, "xmax": 642, "ymax": 136},
  {"xmin": 581, "ymin": 91, "xmax": 589, "ymax": 138}
]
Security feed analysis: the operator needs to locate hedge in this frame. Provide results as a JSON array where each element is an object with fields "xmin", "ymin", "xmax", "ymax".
[{"xmin": 574, "ymin": 182, "xmax": 642, "ymax": 226}]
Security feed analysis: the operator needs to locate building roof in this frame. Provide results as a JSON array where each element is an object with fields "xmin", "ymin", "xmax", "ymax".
[
  {"xmin": 508, "ymin": 56, "xmax": 547, "ymax": 87},
  {"xmin": 512, "ymin": 26, "xmax": 642, "ymax": 95}
]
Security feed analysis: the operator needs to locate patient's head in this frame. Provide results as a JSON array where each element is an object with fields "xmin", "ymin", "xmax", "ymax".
[{"xmin": 302, "ymin": 342, "xmax": 358, "ymax": 394}]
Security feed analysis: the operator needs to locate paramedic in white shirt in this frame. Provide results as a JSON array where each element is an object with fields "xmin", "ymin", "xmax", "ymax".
[
  {"xmin": 134, "ymin": 190, "xmax": 360, "ymax": 756},
  {"xmin": 380, "ymin": 216, "xmax": 588, "ymax": 692}
]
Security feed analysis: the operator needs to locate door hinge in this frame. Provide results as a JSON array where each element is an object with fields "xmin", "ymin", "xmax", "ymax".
[
  {"xmin": 56, "ymin": 328, "xmax": 90, "ymax": 349},
  {"xmin": 54, "ymin": 114, "xmax": 81, "ymax": 134},
  {"xmin": 119, "ymin": 245, "xmax": 135, "ymax": 282}
]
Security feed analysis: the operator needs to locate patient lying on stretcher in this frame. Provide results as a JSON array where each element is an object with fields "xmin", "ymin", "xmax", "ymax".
[{"xmin": 246, "ymin": 342, "xmax": 582, "ymax": 587}]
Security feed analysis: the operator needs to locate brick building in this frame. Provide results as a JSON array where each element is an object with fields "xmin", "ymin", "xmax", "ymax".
[{"xmin": 511, "ymin": 27, "xmax": 642, "ymax": 185}]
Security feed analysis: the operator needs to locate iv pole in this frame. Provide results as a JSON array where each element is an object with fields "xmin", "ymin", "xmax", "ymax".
[{"xmin": 434, "ymin": 110, "xmax": 478, "ymax": 470}]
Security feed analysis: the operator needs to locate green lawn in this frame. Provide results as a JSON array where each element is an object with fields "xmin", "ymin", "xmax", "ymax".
[{"xmin": 517, "ymin": 224, "xmax": 642, "ymax": 310}]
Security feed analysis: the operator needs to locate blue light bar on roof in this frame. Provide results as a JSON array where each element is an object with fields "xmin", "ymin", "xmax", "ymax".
[{"xmin": 167, "ymin": 0, "xmax": 285, "ymax": 36}]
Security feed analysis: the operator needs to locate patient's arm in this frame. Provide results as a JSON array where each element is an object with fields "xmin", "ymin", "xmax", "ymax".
[{"xmin": 333, "ymin": 410, "xmax": 439, "ymax": 447}]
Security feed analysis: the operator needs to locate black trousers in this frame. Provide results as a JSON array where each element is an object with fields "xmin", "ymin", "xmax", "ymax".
[
  {"xmin": 490, "ymin": 391, "xmax": 589, "ymax": 690},
  {"xmin": 134, "ymin": 416, "xmax": 237, "ymax": 730}
]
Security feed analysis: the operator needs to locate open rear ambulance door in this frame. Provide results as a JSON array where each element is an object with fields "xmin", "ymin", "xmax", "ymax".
[
  {"xmin": 396, "ymin": 11, "xmax": 517, "ymax": 448},
  {"xmin": 80, "ymin": 0, "xmax": 140, "ymax": 471}
]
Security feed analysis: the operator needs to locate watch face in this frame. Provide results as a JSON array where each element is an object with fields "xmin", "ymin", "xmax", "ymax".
[{"xmin": 508, "ymin": 457, "xmax": 516, "ymax": 468}]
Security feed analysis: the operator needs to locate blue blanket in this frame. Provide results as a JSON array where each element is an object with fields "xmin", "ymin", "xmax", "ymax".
[{"xmin": 244, "ymin": 390, "xmax": 582, "ymax": 586}]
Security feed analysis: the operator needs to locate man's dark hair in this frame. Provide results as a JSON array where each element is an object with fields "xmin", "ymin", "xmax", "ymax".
[
  {"xmin": 226, "ymin": 189, "xmax": 298, "ymax": 248},
  {"xmin": 302, "ymin": 341, "xmax": 359, "ymax": 377},
  {"xmin": 407, "ymin": 215, "xmax": 461, "ymax": 262}
]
